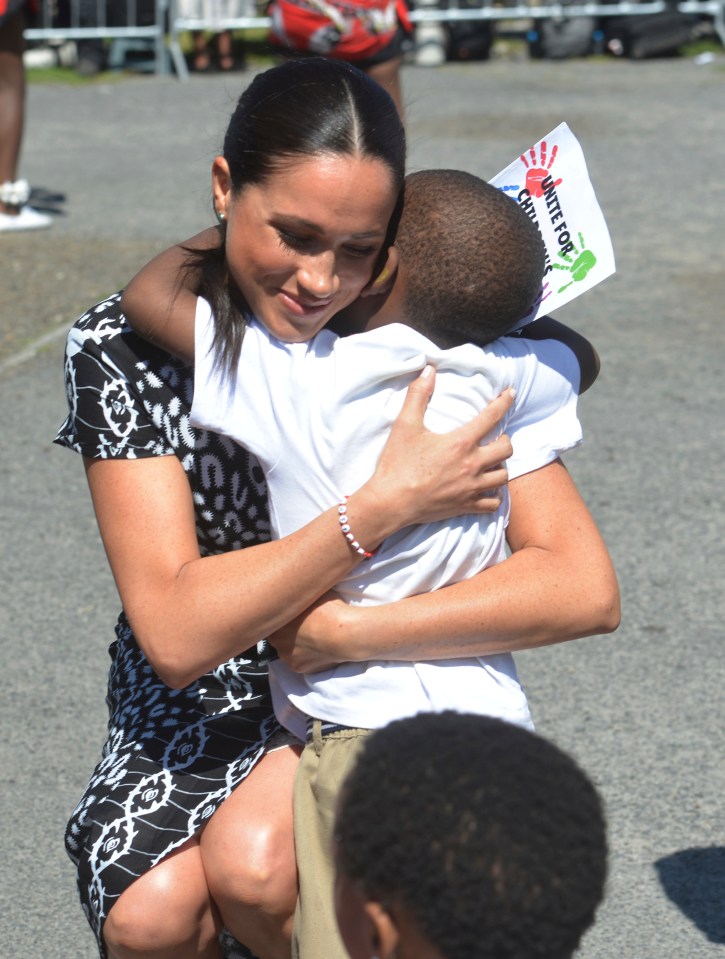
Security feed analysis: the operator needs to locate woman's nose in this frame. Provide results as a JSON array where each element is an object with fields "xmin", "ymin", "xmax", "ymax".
[{"xmin": 297, "ymin": 253, "xmax": 339, "ymax": 298}]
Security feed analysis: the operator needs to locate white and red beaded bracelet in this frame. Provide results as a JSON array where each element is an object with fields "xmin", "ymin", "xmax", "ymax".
[{"xmin": 338, "ymin": 497, "xmax": 375, "ymax": 560}]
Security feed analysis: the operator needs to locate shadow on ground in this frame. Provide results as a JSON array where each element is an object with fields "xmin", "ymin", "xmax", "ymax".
[
  {"xmin": 29, "ymin": 186, "xmax": 67, "ymax": 217},
  {"xmin": 655, "ymin": 846, "xmax": 725, "ymax": 944}
]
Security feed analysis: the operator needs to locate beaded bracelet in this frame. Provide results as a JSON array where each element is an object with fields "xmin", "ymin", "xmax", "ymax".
[{"xmin": 338, "ymin": 497, "xmax": 375, "ymax": 559}]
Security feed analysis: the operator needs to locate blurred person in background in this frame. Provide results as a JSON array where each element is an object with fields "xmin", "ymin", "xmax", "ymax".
[
  {"xmin": 265, "ymin": 0, "xmax": 411, "ymax": 117},
  {"xmin": 0, "ymin": 0, "xmax": 52, "ymax": 231}
]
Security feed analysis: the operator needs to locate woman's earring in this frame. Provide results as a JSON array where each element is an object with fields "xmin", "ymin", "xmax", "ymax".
[
  {"xmin": 215, "ymin": 208, "xmax": 226, "ymax": 223},
  {"xmin": 371, "ymin": 264, "xmax": 390, "ymax": 289}
]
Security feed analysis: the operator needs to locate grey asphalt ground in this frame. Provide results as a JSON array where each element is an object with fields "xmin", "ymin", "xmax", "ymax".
[{"xmin": 1, "ymin": 53, "xmax": 724, "ymax": 959}]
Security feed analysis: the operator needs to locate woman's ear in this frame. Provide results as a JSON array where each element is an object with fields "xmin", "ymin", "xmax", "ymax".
[
  {"xmin": 361, "ymin": 246, "xmax": 399, "ymax": 299},
  {"xmin": 365, "ymin": 900, "xmax": 400, "ymax": 959},
  {"xmin": 212, "ymin": 156, "xmax": 233, "ymax": 221}
]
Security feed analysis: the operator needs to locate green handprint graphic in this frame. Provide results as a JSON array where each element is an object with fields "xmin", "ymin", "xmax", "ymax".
[{"xmin": 551, "ymin": 233, "xmax": 597, "ymax": 293}]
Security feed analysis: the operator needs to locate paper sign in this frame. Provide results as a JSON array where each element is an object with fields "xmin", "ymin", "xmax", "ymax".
[{"xmin": 489, "ymin": 122, "xmax": 616, "ymax": 324}]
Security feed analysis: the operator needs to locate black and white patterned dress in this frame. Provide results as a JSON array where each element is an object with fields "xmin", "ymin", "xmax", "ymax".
[{"xmin": 55, "ymin": 293, "xmax": 281, "ymax": 958}]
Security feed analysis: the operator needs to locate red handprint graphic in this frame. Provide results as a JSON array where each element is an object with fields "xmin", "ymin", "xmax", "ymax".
[{"xmin": 520, "ymin": 140, "xmax": 562, "ymax": 198}]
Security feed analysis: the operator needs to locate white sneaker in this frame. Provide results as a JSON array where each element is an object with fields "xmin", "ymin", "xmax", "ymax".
[{"xmin": 0, "ymin": 206, "xmax": 53, "ymax": 232}]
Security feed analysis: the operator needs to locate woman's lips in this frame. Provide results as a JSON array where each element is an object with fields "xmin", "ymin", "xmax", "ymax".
[{"xmin": 278, "ymin": 290, "xmax": 335, "ymax": 318}]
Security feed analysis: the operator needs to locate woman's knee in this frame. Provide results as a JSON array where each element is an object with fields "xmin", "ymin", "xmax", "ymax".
[
  {"xmin": 103, "ymin": 841, "xmax": 221, "ymax": 958},
  {"xmin": 206, "ymin": 816, "xmax": 297, "ymax": 913},
  {"xmin": 203, "ymin": 821, "xmax": 297, "ymax": 959}
]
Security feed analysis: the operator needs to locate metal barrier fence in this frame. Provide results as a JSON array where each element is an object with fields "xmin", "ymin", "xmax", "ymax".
[
  {"xmin": 168, "ymin": 0, "xmax": 724, "ymax": 78},
  {"xmin": 23, "ymin": 0, "xmax": 725, "ymax": 77},
  {"xmin": 24, "ymin": 0, "xmax": 171, "ymax": 73}
]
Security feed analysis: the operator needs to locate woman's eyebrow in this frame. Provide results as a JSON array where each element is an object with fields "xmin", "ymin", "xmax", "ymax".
[{"xmin": 274, "ymin": 214, "xmax": 386, "ymax": 239}]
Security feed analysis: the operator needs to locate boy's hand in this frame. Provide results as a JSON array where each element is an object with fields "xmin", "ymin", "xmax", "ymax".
[
  {"xmin": 121, "ymin": 227, "xmax": 221, "ymax": 362},
  {"xmin": 269, "ymin": 593, "xmax": 352, "ymax": 673},
  {"xmin": 518, "ymin": 315, "xmax": 600, "ymax": 393}
]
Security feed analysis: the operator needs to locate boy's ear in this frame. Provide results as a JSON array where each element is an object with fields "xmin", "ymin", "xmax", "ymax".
[
  {"xmin": 212, "ymin": 156, "xmax": 233, "ymax": 220},
  {"xmin": 361, "ymin": 246, "xmax": 399, "ymax": 298},
  {"xmin": 365, "ymin": 900, "xmax": 400, "ymax": 959}
]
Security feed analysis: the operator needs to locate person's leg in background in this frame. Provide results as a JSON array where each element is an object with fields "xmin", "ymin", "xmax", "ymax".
[
  {"xmin": 190, "ymin": 30, "xmax": 213, "ymax": 71},
  {"xmin": 190, "ymin": 29, "xmax": 238, "ymax": 72},
  {"xmin": 214, "ymin": 28, "xmax": 235, "ymax": 70},
  {"xmin": 0, "ymin": 8, "xmax": 25, "ymax": 199},
  {"xmin": 365, "ymin": 54, "xmax": 403, "ymax": 120},
  {"xmin": 0, "ymin": 3, "xmax": 51, "ymax": 230}
]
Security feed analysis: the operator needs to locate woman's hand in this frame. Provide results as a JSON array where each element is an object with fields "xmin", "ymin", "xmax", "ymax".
[
  {"xmin": 356, "ymin": 367, "xmax": 515, "ymax": 532},
  {"xmin": 272, "ymin": 459, "xmax": 620, "ymax": 673},
  {"xmin": 247, "ymin": 455, "xmax": 622, "ymax": 678},
  {"xmin": 268, "ymin": 593, "xmax": 352, "ymax": 673}
]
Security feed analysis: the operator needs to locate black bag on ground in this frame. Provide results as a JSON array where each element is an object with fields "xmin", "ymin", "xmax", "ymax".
[
  {"xmin": 602, "ymin": 10, "xmax": 699, "ymax": 58},
  {"xmin": 444, "ymin": 0, "xmax": 494, "ymax": 60},
  {"xmin": 527, "ymin": 16, "xmax": 596, "ymax": 59}
]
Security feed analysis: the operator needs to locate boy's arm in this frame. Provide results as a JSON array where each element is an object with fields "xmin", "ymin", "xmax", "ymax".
[
  {"xmin": 120, "ymin": 226, "xmax": 221, "ymax": 362},
  {"xmin": 516, "ymin": 316, "xmax": 600, "ymax": 394}
]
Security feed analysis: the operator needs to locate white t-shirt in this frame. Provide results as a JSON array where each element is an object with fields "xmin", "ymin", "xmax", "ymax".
[{"xmin": 191, "ymin": 299, "xmax": 582, "ymax": 738}]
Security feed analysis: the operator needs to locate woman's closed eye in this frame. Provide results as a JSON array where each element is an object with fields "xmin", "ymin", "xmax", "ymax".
[
  {"xmin": 277, "ymin": 229, "xmax": 313, "ymax": 253},
  {"xmin": 277, "ymin": 229, "xmax": 378, "ymax": 261},
  {"xmin": 342, "ymin": 243, "xmax": 378, "ymax": 259}
]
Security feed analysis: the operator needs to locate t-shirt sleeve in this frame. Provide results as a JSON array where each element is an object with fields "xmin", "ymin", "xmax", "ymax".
[
  {"xmin": 189, "ymin": 300, "xmax": 281, "ymax": 469},
  {"xmin": 503, "ymin": 336, "xmax": 583, "ymax": 481},
  {"xmin": 54, "ymin": 297, "xmax": 181, "ymax": 460}
]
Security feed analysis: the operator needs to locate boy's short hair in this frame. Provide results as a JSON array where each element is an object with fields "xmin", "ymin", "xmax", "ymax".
[
  {"xmin": 396, "ymin": 170, "xmax": 545, "ymax": 348},
  {"xmin": 336, "ymin": 712, "xmax": 607, "ymax": 959}
]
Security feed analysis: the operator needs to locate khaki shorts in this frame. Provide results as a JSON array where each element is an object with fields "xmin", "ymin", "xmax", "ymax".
[{"xmin": 292, "ymin": 722, "xmax": 372, "ymax": 959}]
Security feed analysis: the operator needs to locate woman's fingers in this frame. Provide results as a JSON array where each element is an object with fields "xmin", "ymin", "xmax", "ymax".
[
  {"xmin": 391, "ymin": 363, "xmax": 436, "ymax": 431},
  {"xmin": 458, "ymin": 387, "xmax": 516, "ymax": 446},
  {"xmin": 480, "ymin": 463, "xmax": 509, "ymax": 492},
  {"xmin": 361, "ymin": 374, "xmax": 517, "ymax": 530},
  {"xmin": 477, "ymin": 433, "xmax": 513, "ymax": 474},
  {"xmin": 396, "ymin": 374, "xmax": 515, "ymax": 463}
]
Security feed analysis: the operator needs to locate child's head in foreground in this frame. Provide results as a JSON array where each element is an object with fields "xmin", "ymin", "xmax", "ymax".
[
  {"xmin": 356, "ymin": 169, "xmax": 546, "ymax": 348},
  {"xmin": 334, "ymin": 711, "xmax": 607, "ymax": 959}
]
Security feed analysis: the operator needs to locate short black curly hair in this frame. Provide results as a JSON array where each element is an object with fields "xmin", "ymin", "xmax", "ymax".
[
  {"xmin": 335, "ymin": 712, "xmax": 607, "ymax": 959},
  {"xmin": 395, "ymin": 170, "xmax": 545, "ymax": 348}
]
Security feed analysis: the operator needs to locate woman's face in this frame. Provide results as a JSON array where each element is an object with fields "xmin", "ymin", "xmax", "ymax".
[{"xmin": 213, "ymin": 152, "xmax": 398, "ymax": 343}]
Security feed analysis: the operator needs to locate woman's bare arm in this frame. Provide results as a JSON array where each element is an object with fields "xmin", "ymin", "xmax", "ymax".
[
  {"xmin": 86, "ymin": 376, "xmax": 515, "ymax": 688},
  {"xmin": 269, "ymin": 458, "xmax": 620, "ymax": 672}
]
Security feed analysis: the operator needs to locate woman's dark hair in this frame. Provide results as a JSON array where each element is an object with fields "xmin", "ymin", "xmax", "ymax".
[{"xmin": 189, "ymin": 57, "xmax": 406, "ymax": 372}]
